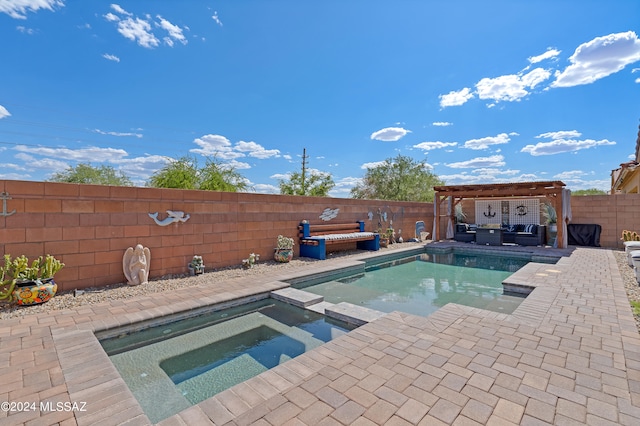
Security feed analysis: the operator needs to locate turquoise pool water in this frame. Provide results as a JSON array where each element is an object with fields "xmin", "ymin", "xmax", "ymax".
[
  {"xmin": 298, "ymin": 252, "xmax": 530, "ymax": 317},
  {"xmin": 99, "ymin": 299, "xmax": 353, "ymax": 423}
]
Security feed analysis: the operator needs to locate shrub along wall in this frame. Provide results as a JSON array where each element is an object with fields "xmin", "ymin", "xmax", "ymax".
[{"xmin": 0, "ymin": 180, "xmax": 431, "ymax": 291}]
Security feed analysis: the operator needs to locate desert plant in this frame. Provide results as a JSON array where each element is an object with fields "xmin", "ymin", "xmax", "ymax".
[
  {"xmin": 40, "ymin": 254, "xmax": 64, "ymax": 279},
  {"xmin": 541, "ymin": 204, "xmax": 557, "ymax": 225},
  {"xmin": 276, "ymin": 235, "xmax": 295, "ymax": 250},
  {"xmin": 622, "ymin": 230, "xmax": 640, "ymax": 241},
  {"xmin": 0, "ymin": 255, "xmax": 16, "ymax": 302}
]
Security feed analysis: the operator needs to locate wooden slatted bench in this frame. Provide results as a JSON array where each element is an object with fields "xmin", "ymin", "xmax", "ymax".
[{"xmin": 298, "ymin": 220, "xmax": 380, "ymax": 260}]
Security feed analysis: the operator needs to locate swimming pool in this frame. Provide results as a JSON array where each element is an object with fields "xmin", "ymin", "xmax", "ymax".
[
  {"xmin": 99, "ymin": 298, "xmax": 354, "ymax": 423},
  {"xmin": 295, "ymin": 252, "xmax": 536, "ymax": 317}
]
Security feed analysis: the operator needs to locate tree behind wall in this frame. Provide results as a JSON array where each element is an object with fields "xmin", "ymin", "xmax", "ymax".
[
  {"xmin": 48, "ymin": 163, "xmax": 133, "ymax": 186},
  {"xmin": 350, "ymin": 154, "xmax": 444, "ymax": 202},
  {"xmin": 147, "ymin": 156, "xmax": 248, "ymax": 191},
  {"xmin": 279, "ymin": 148, "xmax": 335, "ymax": 196}
]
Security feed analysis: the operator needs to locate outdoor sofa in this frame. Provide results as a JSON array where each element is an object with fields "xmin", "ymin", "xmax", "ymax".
[{"xmin": 454, "ymin": 223, "xmax": 546, "ymax": 246}]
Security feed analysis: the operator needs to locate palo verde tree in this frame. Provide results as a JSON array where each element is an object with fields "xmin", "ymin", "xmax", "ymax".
[
  {"xmin": 279, "ymin": 148, "xmax": 335, "ymax": 196},
  {"xmin": 48, "ymin": 163, "xmax": 133, "ymax": 186},
  {"xmin": 350, "ymin": 154, "xmax": 444, "ymax": 202},
  {"xmin": 147, "ymin": 156, "xmax": 248, "ymax": 192}
]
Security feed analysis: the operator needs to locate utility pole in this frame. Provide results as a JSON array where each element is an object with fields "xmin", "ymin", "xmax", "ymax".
[{"xmin": 301, "ymin": 148, "xmax": 309, "ymax": 195}]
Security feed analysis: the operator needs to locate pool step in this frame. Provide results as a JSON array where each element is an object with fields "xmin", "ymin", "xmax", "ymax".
[
  {"xmin": 325, "ymin": 302, "xmax": 386, "ymax": 326},
  {"xmin": 270, "ymin": 287, "xmax": 324, "ymax": 308}
]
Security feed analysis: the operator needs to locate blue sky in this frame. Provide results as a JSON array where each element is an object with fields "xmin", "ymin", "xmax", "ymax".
[{"xmin": 1, "ymin": 1, "xmax": 639, "ymax": 197}]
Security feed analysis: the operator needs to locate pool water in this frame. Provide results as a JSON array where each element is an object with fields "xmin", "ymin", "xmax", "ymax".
[
  {"xmin": 100, "ymin": 299, "xmax": 353, "ymax": 423},
  {"xmin": 298, "ymin": 253, "xmax": 528, "ymax": 317}
]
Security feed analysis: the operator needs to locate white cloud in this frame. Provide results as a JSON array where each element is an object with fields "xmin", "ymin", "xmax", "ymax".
[
  {"xmin": 106, "ymin": 6, "xmax": 188, "ymax": 50},
  {"xmin": 102, "ymin": 53, "xmax": 120, "ymax": 62},
  {"xmin": 253, "ymin": 184, "xmax": 279, "ymax": 194},
  {"xmin": 528, "ymin": 48, "xmax": 561, "ymax": 64},
  {"xmin": 212, "ymin": 11, "xmax": 223, "ymax": 26},
  {"xmin": 370, "ymin": 127, "xmax": 411, "ymax": 142},
  {"xmin": 329, "ymin": 177, "xmax": 361, "ymax": 197},
  {"xmin": 190, "ymin": 134, "xmax": 244, "ymax": 160},
  {"xmin": 15, "ymin": 152, "xmax": 68, "ymax": 173},
  {"xmin": 476, "ymin": 68, "xmax": 551, "ymax": 104},
  {"xmin": 439, "ymin": 87, "xmax": 474, "ymax": 108},
  {"xmin": 463, "ymin": 133, "xmax": 510, "ymax": 150},
  {"xmin": 234, "ymin": 141, "xmax": 280, "ymax": 159},
  {"xmin": 270, "ymin": 173, "xmax": 290, "ymax": 180},
  {"xmin": 117, "ymin": 17, "xmax": 159, "ymax": 48},
  {"xmin": 432, "ymin": 122, "xmax": 452, "ymax": 127},
  {"xmin": 110, "ymin": 4, "xmax": 131, "ymax": 16},
  {"xmin": 283, "ymin": 154, "xmax": 292, "ymax": 160},
  {"xmin": 635, "ymin": 77, "xmax": 640, "ymax": 84},
  {"xmin": 223, "ymin": 159, "xmax": 251, "ymax": 170},
  {"xmin": 14, "ymin": 145, "xmax": 129, "ymax": 162},
  {"xmin": 536, "ymin": 130, "xmax": 582, "ymax": 140},
  {"xmin": 521, "ymin": 130, "xmax": 616, "ymax": 155},
  {"xmin": 0, "ymin": 162, "xmax": 25, "ymax": 171},
  {"xmin": 360, "ymin": 161, "xmax": 386, "ymax": 169},
  {"xmin": 439, "ymin": 169, "xmax": 535, "ymax": 186},
  {"xmin": 553, "ymin": 170, "xmax": 587, "ymax": 180},
  {"xmin": 552, "ymin": 31, "xmax": 640, "ymax": 87},
  {"xmin": 157, "ymin": 15, "xmax": 187, "ymax": 46},
  {"xmin": 104, "ymin": 12, "xmax": 119, "ymax": 22},
  {"xmin": 94, "ymin": 128, "xmax": 141, "ymax": 138},
  {"xmin": 445, "ymin": 155, "xmax": 506, "ymax": 169},
  {"xmin": 413, "ymin": 141, "xmax": 458, "ymax": 151},
  {"xmin": 16, "ymin": 25, "xmax": 35, "ymax": 34},
  {"xmin": 0, "ymin": 0, "xmax": 63, "ymax": 19},
  {"xmin": 115, "ymin": 155, "xmax": 170, "ymax": 180},
  {"xmin": 0, "ymin": 105, "xmax": 11, "ymax": 119}
]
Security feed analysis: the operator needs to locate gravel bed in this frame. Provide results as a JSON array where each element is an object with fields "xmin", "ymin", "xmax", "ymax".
[
  {"xmin": 0, "ymin": 243, "xmax": 422, "ymax": 320},
  {"xmin": 3, "ymin": 245, "xmax": 640, "ymax": 335},
  {"xmin": 613, "ymin": 249, "xmax": 640, "ymax": 331}
]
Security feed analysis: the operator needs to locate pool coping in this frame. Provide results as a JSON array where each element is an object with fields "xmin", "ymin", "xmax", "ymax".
[{"xmin": 3, "ymin": 243, "xmax": 640, "ymax": 425}]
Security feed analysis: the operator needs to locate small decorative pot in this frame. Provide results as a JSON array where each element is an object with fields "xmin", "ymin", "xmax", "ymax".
[
  {"xmin": 12, "ymin": 279, "xmax": 57, "ymax": 306},
  {"xmin": 188, "ymin": 265, "xmax": 205, "ymax": 276},
  {"xmin": 380, "ymin": 238, "xmax": 389, "ymax": 248},
  {"xmin": 274, "ymin": 248, "xmax": 293, "ymax": 263}
]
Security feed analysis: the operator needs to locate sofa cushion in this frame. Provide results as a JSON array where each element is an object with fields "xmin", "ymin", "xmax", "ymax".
[
  {"xmin": 506, "ymin": 225, "xmax": 517, "ymax": 232},
  {"xmin": 456, "ymin": 224, "xmax": 469, "ymax": 233},
  {"xmin": 524, "ymin": 224, "xmax": 537, "ymax": 233}
]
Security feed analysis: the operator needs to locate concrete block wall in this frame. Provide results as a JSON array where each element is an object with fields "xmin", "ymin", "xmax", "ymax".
[
  {"xmin": 0, "ymin": 180, "xmax": 430, "ymax": 291},
  {"xmin": 570, "ymin": 194, "xmax": 640, "ymax": 249}
]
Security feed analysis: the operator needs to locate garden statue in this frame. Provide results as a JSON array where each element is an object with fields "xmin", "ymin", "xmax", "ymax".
[{"xmin": 123, "ymin": 244, "xmax": 151, "ymax": 286}]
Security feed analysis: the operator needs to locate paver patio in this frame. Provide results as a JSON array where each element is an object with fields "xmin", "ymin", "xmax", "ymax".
[{"xmin": 1, "ymin": 244, "xmax": 640, "ymax": 425}]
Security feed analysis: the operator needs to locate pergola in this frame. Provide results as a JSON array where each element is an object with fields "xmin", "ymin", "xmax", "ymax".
[{"xmin": 433, "ymin": 181, "xmax": 569, "ymax": 248}]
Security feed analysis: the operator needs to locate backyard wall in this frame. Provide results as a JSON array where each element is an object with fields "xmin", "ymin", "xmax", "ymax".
[
  {"xmin": 0, "ymin": 180, "xmax": 430, "ymax": 291},
  {"xmin": 2, "ymin": 180, "xmax": 639, "ymax": 292}
]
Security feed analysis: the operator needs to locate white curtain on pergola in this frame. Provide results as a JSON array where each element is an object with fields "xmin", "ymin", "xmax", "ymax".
[
  {"xmin": 446, "ymin": 196, "xmax": 454, "ymax": 239},
  {"xmin": 432, "ymin": 201, "xmax": 437, "ymax": 241}
]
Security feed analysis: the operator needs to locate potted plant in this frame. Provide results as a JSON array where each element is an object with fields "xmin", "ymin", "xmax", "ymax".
[
  {"xmin": 378, "ymin": 227, "xmax": 394, "ymax": 247},
  {"xmin": 454, "ymin": 204, "xmax": 467, "ymax": 224},
  {"xmin": 541, "ymin": 204, "xmax": 558, "ymax": 246},
  {"xmin": 188, "ymin": 255, "xmax": 205, "ymax": 276},
  {"xmin": 274, "ymin": 235, "xmax": 294, "ymax": 262},
  {"xmin": 1, "ymin": 254, "xmax": 64, "ymax": 306},
  {"xmin": 542, "ymin": 204, "xmax": 557, "ymax": 232}
]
